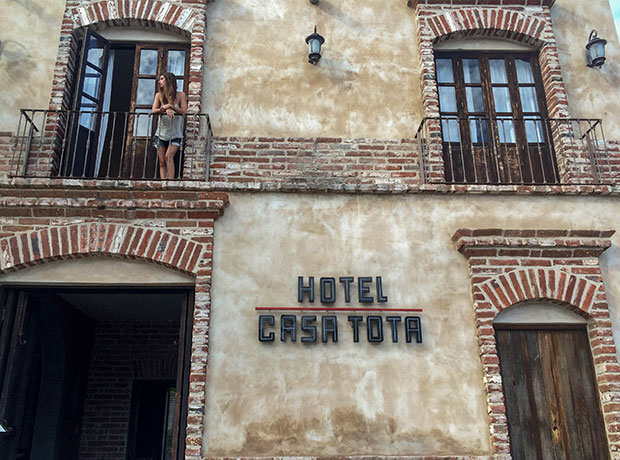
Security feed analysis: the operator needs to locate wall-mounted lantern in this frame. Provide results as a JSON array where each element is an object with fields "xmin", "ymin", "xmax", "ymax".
[
  {"xmin": 305, "ymin": 26, "xmax": 325, "ymax": 65},
  {"xmin": 586, "ymin": 29, "xmax": 607, "ymax": 68}
]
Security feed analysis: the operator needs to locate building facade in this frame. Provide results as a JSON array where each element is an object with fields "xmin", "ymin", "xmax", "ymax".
[{"xmin": 1, "ymin": 0, "xmax": 620, "ymax": 459}]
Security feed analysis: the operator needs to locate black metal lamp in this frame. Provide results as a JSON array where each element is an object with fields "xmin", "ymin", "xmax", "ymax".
[
  {"xmin": 305, "ymin": 26, "xmax": 325, "ymax": 65},
  {"xmin": 586, "ymin": 29, "xmax": 607, "ymax": 68}
]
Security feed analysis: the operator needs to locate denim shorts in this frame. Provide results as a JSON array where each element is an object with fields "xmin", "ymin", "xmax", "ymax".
[{"xmin": 155, "ymin": 136, "xmax": 182, "ymax": 148}]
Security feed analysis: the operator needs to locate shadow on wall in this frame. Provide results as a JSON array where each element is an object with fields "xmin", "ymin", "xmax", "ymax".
[{"xmin": 0, "ymin": 40, "xmax": 38, "ymax": 91}]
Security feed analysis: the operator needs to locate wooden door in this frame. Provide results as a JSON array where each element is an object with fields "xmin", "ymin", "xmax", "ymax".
[
  {"xmin": 64, "ymin": 28, "xmax": 111, "ymax": 177},
  {"xmin": 124, "ymin": 44, "xmax": 189, "ymax": 179},
  {"xmin": 0, "ymin": 289, "xmax": 37, "ymax": 458},
  {"xmin": 496, "ymin": 326, "xmax": 610, "ymax": 460}
]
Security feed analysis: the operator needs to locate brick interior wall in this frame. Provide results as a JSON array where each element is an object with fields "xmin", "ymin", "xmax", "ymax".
[{"xmin": 78, "ymin": 321, "xmax": 180, "ymax": 460}]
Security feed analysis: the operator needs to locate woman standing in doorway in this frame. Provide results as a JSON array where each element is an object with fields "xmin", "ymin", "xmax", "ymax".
[{"xmin": 152, "ymin": 72, "xmax": 187, "ymax": 179}]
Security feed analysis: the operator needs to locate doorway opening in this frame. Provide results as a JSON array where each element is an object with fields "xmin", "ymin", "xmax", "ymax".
[
  {"xmin": 62, "ymin": 28, "xmax": 189, "ymax": 179},
  {"xmin": 0, "ymin": 286, "xmax": 194, "ymax": 460}
]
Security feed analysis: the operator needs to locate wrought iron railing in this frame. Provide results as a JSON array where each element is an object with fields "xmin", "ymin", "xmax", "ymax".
[
  {"xmin": 416, "ymin": 117, "xmax": 616, "ymax": 185},
  {"xmin": 11, "ymin": 109, "xmax": 213, "ymax": 180}
]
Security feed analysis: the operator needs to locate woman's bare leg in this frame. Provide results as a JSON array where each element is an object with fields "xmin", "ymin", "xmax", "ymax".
[
  {"xmin": 158, "ymin": 146, "xmax": 168, "ymax": 179},
  {"xmin": 166, "ymin": 144, "xmax": 180, "ymax": 179}
]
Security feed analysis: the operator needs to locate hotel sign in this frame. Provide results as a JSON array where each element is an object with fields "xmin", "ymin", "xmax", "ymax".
[{"xmin": 257, "ymin": 276, "xmax": 423, "ymax": 344}]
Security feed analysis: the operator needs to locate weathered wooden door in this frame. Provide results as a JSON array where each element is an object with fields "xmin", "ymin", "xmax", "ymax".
[
  {"xmin": 123, "ymin": 44, "xmax": 189, "ymax": 179},
  {"xmin": 496, "ymin": 326, "xmax": 610, "ymax": 460}
]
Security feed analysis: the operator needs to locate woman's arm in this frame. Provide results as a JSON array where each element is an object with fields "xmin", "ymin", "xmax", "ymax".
[
  {"xmin": 152, "ymin": 92, "xmax": 164, "ymax": 114},
  {"xmin": 171, "ymin": 92, "xmax": 188, "ymax": 115}
]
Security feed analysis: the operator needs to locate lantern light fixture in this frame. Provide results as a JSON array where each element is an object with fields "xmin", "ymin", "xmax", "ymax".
[
  {"xmin": 305, "ymin": 26, "xmax": 325, "ymax": 65},
  {"xmin": 586, "ymin": 29, "xmax": 607, "ymax": 68}
]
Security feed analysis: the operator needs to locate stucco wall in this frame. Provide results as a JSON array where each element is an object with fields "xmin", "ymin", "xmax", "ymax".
[
  {"xmin": 208, "ymin": 192, "xmax": 620, "ymax": 456},
  {"xmin": 1, "ymin": 0, "xmax": 64, "ymax": 131},
  {"xmin": 203, "ymin": 0, "xmax": 421, "ymax": 138},
  {"xmin": 551, "ymin": 0, "xmax": 620, "ymax": 140},
  {"xmin": 4, "ymin": 0, "xmax": 620, "ymax": 141}
]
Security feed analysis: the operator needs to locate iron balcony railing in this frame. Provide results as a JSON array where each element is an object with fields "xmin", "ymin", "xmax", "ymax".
[
  {"xmin": 416, "ymin": 117, "xmax": 616, "ymax": 185},
  {"xmin": 11, "ymin": 109, "xmax": 213, "ymax": 180}
]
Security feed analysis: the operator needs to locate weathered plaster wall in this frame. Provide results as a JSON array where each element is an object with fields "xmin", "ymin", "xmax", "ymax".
[
  {"xmin": 203, "ymin": 0, "xmax": 421, "ymax": 138},
  {"xmin": 208, "ymin": 192, "xmax": 620, "ymax": 456},
  {"xmin": 551, "ymin": 0, "xmax": 620, "ymax": 140},
  {"xmin": 0, "ymin": 0, "xmax": 65, "ymax": 131}
]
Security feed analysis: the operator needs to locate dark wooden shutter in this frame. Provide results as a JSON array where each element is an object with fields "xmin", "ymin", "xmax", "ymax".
[
  {"xmin": 496, "ymin": 326, "xmax": 610, "ymax": 460},
  {"xmin": 172, "ymin": 290, "xmax": 194, "ymax": 460},
  {"xmin": 64, "ymin": 28, "xmax": 111, "ymax": 177},
  {"xmin": 0, "ymin": 289, "xmax": 35, "ymax": 458}
]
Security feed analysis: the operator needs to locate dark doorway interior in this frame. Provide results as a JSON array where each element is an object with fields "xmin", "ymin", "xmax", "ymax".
[
  {"xmin": 0, "ymin": 287, "xmax": 193, "ymax": 460},
  {"xmin": 100, "ymin": 46, "xmax": 136, "ymax": 178}
]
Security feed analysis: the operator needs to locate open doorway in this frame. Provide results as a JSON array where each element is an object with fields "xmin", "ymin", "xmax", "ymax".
[
  {"xmin": 62, "ymin": 28, "xmax": 189, "ymax": 179},
  {"xmin": 0, "ymin": 286, "xmax": 194, "ymax": 460}
]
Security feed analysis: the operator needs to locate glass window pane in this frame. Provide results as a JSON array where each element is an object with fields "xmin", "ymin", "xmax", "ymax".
[
  {"xmin": 436, "ymin": 59, "xmax": 454, "ymax": 83},
  {"xmin": 83, "ymin": 74, "xmax": 101, "ymax": 98},
  {"xmin": 525, "ymin": 117, "xmax": 544, "ymax": 143},
  {"xmin": 442, "ymin": 118, "xmax": 460, "ymax": 142},
  {"xmin": 493, "ymin": 87, "xmax": 512, "ymax": 113},
  {"xmin": 497, "ymin": 118, "xmax": 516, "ymax": 143},
  {"xmin": 79, "ymin": 98, "xmax": 97, "ymax": 128},
  {"xmin": 515, "ymin": 59, "xmax": 534, "ymax": 83},
  {"xmin": 176, "ymin": 79, "xmax": 184, "ymax": 93},
  {"xmin": 466, "ymin": 87, "xmax": 484, "ymax": 112},
  {"xmin": 519, "ymin": 87, "xmax": 539, "ymax": 112},
  {"xmin": 136, "ymin": 78, "xmax": 156, "ymax": 105},
  {"xmin": 462, "ymin": 59, "xmax": 480, "ymax": 84},
  {"xmin": 87, "ymin": 36, "xmax": 105, "ymax": 68},
  {"xmin": 167, "ymin": 50, "xmax": 186, "ymax": 76},
  {"xmin": 133, "ymin": 109, "xmax": 153, "ymax": 137},
  {"xmin": 139, "ymin": 49, "xmax": 158, "ymax": 75},
  {"xmin": 469, "ymin": 118, "xmax": 488, "ymax": 143},
  {"xmin": 489, "ymin": 59, "xmax": 508, "ymax": 83},
  {"xmin": 439, "ymin": 87, "xmax": 457, "ymax": 113}
]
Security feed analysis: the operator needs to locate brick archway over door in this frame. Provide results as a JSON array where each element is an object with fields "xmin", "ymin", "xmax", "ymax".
[{"xmin": 452, "ymin": 229, "xmax": 620, "ymax": 456}]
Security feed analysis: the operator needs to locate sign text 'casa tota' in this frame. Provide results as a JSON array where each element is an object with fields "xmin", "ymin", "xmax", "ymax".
[{"xmin": 256, "ymin": 276, "xmax": 423, "ymax": 344}]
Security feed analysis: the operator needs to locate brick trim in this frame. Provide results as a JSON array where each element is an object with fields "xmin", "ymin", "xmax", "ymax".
[
  {"xmin": 0, "ymin": 223, "xmax": 202, "ymax": 274},
  {"xmin": 408, "ymin": 0, "xmax": 556, "ymax": 6},
  {"xmin": 452, "ymin": 228, "xmax": 620, "ymax": 456}
]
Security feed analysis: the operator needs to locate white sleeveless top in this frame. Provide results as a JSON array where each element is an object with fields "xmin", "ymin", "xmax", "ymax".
[{"xmin": 155, "ymin": 95, "xmax": 184, "ymax": 141}]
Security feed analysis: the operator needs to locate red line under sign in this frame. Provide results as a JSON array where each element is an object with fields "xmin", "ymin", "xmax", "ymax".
[{"xmin": 255, "ymin": 307, "xmax": 423, "ymax": 312}]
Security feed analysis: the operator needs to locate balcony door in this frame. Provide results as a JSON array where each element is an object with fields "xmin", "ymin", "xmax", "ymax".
[
  {"xmin": 436, "ymin": 52, "xmax": 559, "ymax": 184},
  {"xmin": 62, "ymin": 28, "xmax": 189, "ymax": 179}
]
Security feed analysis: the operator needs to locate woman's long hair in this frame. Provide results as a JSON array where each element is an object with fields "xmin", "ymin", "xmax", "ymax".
[{"xmin": 158, "ymin": 72, "xmax": 178, "ymax": 106}]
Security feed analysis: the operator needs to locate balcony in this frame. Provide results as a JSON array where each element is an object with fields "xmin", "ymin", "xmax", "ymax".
[
  {"xmin": 10, "ymin": 109, "xmax": 213, "ymax": 180},
  {"xmin": 416, "ymin": 117, "xmax": 618, "ymax": 185}
]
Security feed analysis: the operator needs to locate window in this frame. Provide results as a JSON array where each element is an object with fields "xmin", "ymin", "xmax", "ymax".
[{"xmin": 436, "ymin": 52, "xmax": 559, "ymax": 184}]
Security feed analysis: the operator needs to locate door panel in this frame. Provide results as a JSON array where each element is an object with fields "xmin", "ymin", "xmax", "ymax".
[
  {"xmin": 124, "ymin": 45, "xmax": 189, "ymax": 179},
  {"xmin": 496, "ymin": 327, "xmax": 610, "ymax": 460},
  {"xmin": 436, "ymin": 52, "xmax": 558, "ymax": 184},
  {"xmin": 64, "ymin": 29, "xmax": 111, "ymax": 178}
]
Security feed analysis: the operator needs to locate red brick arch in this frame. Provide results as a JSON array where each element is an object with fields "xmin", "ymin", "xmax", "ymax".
[
  {"xmin": 72, "ymin": 0, "xmax": 199, "ymax": 35},
  {"xmin": 425, "ymin": 8, "xmax": 547, "ymax": 45},
  {"xmin": 476, "ymin": 268, "xmax": 601, "ymax": 317},
  {"xmin": 0, "ymin": 223, "xmax": 203, "ymax": 275}
]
